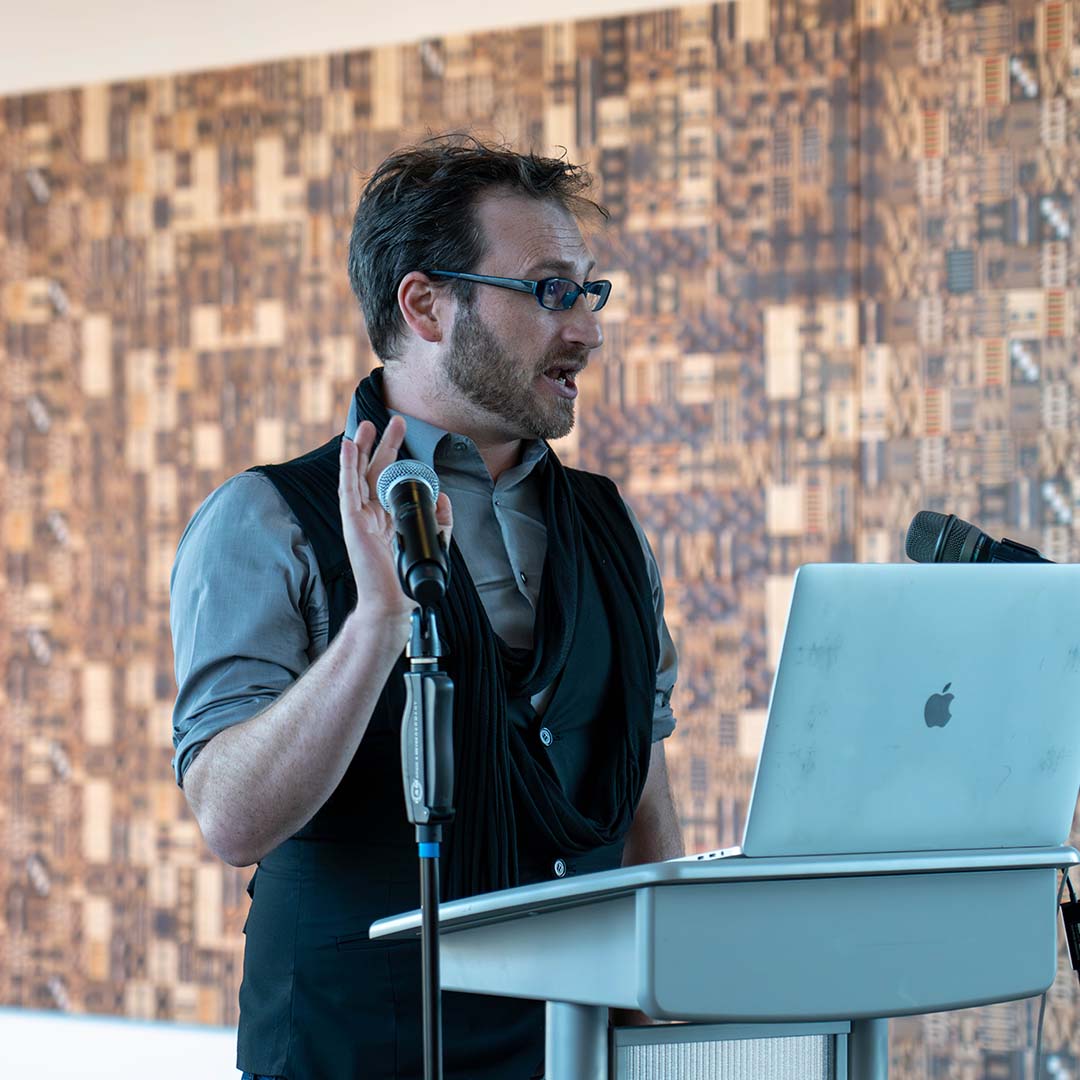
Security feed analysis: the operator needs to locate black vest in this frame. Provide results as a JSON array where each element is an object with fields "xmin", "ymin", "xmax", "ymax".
[{"xmin": 236, "ymin": 434, "xmax": 657, "ymax": 1080}]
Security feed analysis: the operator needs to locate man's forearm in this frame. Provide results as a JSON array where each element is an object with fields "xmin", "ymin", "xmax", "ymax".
[
  {"xmin": 183, "ymin": 607, "xmax": 410, "ymax": 866},
  {"xmin": 622, "ymin": 741, "xmax": 684, "ymax": 866}
]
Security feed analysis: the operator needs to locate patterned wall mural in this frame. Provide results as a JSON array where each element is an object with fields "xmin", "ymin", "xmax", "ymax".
[{"xmin": 3, "ymin": 0, "xmax": 1080, "ymax": 1074}]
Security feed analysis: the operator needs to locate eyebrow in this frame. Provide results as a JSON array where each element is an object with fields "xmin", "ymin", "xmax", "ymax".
[{"xmin": 524, "ymin": 259, "xmax": 597, "ymax": 280}]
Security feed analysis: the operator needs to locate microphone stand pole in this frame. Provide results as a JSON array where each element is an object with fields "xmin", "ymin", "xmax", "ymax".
[{"xmin": 401, "ymin": 605, "xmax": 455, "ymax": 1080}]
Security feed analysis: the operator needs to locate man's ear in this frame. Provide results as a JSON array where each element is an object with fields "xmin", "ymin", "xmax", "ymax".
[{"xmin": 398, "ymin": 271, "xmax": 447, "ymax": 344}]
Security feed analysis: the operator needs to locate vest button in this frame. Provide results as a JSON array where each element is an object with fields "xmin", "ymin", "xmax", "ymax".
[
  {"xmin": 539, "ymin": 726, "xmax": 553, "ymax": 747},
  {"xmin": 553, "ymin": 858, "xmax": 567, "ymax": 878}
]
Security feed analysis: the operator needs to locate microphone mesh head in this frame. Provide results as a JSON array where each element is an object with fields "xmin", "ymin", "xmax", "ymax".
[
  {"xmin": 938, "ymin": 517, "xmax": 972, "ymax": 563},
  {"xmin": 375, "ymin": 459, "xmax": 440, "ymax": 512},
  {"xmin": 905, "ymin": 510, "xmax": 971, "ymax": 563},
  {"xmin": 905, "ymin": 511, "xmax": 946, "ymax": 562}
]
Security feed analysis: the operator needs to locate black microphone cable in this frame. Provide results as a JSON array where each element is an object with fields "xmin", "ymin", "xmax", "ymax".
[{"xmin": 1035, "ymin": 868, "xmax": 1079, "ymax": 1076}]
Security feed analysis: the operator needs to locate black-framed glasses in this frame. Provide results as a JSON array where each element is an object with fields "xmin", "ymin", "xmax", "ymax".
[{"xmin": 426, "ymin": 270, "xmax": 612, "ymax": 312}]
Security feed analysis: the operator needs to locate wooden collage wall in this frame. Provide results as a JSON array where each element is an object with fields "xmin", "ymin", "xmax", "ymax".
[{"xmin": 3, "ymin": 0, "xmax": 1080, "ymax": 1072}]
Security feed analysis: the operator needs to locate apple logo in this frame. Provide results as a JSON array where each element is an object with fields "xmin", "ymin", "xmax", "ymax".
[{"xmin": 924, "ymin": 682, "xmax": 954, "ymax": 728}]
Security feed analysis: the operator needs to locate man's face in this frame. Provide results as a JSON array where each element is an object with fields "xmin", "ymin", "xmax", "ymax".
[{"xmin": 441, "ymin": 192, "xmax": 603, "ymax": 442}]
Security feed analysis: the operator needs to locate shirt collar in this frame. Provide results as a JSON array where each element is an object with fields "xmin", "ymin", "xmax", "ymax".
[{"xmin": 344, "ymin": 387, "xmax": 549, "ymax": 473}]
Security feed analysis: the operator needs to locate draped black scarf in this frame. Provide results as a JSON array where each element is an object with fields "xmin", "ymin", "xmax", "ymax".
[{"xmin": 354, "ymin": 369, "xmax": 657, "ymax": 899}]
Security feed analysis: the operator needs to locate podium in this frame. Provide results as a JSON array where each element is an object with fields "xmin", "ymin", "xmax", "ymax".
[{"xmin": 371, "ymin": 845, "xmax": 1079, "ymax": 1079}]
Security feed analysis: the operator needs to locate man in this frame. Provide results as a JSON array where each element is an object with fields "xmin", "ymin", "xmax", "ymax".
[{"xmin": 170, "ymin": 137, "xmax": 683, "ymax": 1080}]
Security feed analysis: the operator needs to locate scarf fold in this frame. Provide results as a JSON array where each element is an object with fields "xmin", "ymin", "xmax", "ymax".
[{"xmin": 354, "ymin": 369, "xmax": 656, "ymax": 898}]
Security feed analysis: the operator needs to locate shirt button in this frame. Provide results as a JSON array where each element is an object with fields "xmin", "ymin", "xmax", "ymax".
[
  {"xmin": 539, "ymin": 726, "xmax": 553, "ymax": 747},
  {"xmin": 553, "ymin": 858, "xmax": 567, "ymax": 878},
  {"xmin": 520, "ymin": 571, "xmax": 528, "ymax": 584}
]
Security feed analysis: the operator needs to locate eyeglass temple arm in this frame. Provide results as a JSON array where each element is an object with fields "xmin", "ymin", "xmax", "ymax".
[{"xmin": 430, "ymin": 270, "xmax": 538, "ymax": 294}]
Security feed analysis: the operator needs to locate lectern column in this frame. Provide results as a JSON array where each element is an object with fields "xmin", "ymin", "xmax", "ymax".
[
  {"xmin": 545, "ymin": 1001, "xmax": 607, "ymax": 1080},
  {"xmin": 848, "ymin": 1018, "xmax": 888, "ymax": 1080}
]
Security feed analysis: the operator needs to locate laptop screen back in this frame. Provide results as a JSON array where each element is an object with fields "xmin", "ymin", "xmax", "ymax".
[{"xmin": 742, "ymin": 564, "xmax": 1080, "ymax": 857}]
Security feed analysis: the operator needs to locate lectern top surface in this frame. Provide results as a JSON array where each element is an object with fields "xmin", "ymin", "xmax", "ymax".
[{"xmin": 369, "ymin": 845, "xmax": 1078, "ymax": 940}]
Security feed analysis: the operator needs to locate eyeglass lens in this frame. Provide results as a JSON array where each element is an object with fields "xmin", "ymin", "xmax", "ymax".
[{"xmin": 539, "ymin": 278, "xmax": 607, "ymax": 311}]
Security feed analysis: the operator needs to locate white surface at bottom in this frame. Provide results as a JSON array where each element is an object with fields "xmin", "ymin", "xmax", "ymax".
[{"xmin": 0, "ymin": 1008, "xmax": 237, "ymax": 1079}]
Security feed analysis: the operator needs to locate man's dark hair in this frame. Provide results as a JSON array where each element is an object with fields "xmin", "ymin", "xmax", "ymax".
[{"xmin": 347, "ymin": 135, "xmax": 607, "ymax": 360}]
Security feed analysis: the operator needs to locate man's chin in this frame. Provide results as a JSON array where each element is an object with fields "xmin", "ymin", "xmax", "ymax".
[
  {"xmin": 528, "ymin": 405, "xmax": 576, "ymax": 442},
  {"xmin": 468, "ymin": 388, "xmax": 576, "ymax": 442}
]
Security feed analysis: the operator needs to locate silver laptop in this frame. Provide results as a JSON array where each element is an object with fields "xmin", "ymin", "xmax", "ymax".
[{"xmin": 686, "ymin": 563, "xmax": 1080, "ymax": 862}]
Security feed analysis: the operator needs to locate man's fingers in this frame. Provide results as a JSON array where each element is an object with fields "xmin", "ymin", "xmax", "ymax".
[
  {"xmin": 435, "ymin": 492, "xmax": 453, "ymax": 545},
  {"xmin": 339, "ymin": 436, "xmax": 361, "ymax": 507},
  {"xmin": 340, "ymin": 430, "xmax": 376, "ymax": 515},
  {"xmin": 435, "ymin": 492, "xmax": 453, "ymax": 528},
  {"xmin": 354, "ymin": 419, "xmax": 377, "ymax": 454},
  {"xmin": 368, "ymin": 415, "xmax": 406, "ymax": 482},
  {"xmin": 356, "ymin": 439, "xmax": 371, "ymax": 503},
  {"xmin": 342, "ymin": 422, "xmax": 389, "ymax": 510}
]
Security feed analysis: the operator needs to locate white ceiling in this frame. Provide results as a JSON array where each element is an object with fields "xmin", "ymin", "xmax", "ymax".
[{"xmin": 1, "ymin": 0, "xmax": 682, "ymax": 96}]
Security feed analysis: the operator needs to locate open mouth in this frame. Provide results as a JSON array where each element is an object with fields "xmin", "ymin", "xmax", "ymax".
[{"xmin": 541, "ymin": 364, "xmax": 581, "ymax": 399}]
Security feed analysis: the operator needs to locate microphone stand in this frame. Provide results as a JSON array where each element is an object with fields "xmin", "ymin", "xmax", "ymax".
[{"xmin": 401, "ymin": 605, "xmax": 455, "ymax": 1080}]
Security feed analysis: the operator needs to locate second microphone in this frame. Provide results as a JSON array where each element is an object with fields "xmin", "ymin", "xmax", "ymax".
[{"xmin": 905, "ymin": 510, "xmax": 1053, "ymax": 565}]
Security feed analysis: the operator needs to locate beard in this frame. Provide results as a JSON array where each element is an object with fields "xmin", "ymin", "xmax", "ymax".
[{"xmin": 443, "ymin": 304, "xmax": 585, "ymax": 441}]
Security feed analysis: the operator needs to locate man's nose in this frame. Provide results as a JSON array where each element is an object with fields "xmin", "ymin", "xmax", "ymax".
[{"xmin": 562, "ymin": 295, "xmax": 604, "ymax": 350}]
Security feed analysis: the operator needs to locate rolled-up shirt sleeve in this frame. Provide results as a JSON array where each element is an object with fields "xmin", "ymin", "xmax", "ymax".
[
  {"xmin": 170, "ymin": 471, "xmax": 327, "ymax": 786},
  {"xmin": 621, "ymin": 500, "xmax": 678, "ymax": 742}
]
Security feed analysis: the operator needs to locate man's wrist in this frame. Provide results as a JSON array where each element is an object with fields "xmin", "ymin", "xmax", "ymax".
[{"xmin": 336, "ymin": 604, "xmax": 414, "ymax": 660}]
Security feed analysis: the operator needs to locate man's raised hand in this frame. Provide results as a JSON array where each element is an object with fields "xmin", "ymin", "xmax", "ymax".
[{"xmin": 338, "ymin": 417, "xmax": 452, "ymax": 627}]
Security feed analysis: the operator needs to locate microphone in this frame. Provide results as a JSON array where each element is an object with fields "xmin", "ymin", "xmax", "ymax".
[
  {"xmin": 376, "ymin": 460, "xmax": 449, "ymax": 607},
  {"xmin": 905, "ymin": 510, "xmax": 1053, "ymax": 564}
]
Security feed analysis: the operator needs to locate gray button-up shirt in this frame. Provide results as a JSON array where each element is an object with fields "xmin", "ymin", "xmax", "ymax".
[{"xmin": 170, "ymin": 401, "xmax": 678, "ymax": 785}]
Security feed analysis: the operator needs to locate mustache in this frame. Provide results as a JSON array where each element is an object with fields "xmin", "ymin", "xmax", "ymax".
[{"xmin": 535, "ymin": 350, "xmax": 589, "ymax": 376}]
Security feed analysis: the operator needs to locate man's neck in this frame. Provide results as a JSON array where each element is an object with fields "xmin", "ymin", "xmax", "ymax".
[
  {"xmin": 472, "ymin": 439, "xmax": 523, "ymax": 483},
  {"xmin": 382, "ymin": 363, "xmax": 525, "ymax": 482}
]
